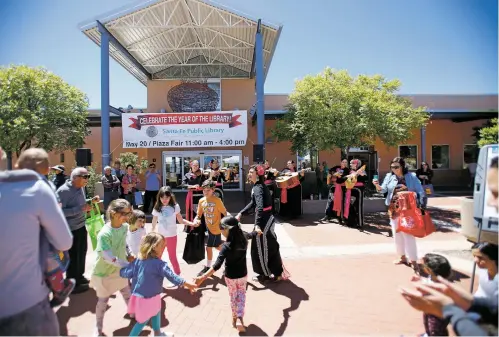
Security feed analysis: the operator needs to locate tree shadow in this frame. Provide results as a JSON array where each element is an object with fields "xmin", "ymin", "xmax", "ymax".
[
  {"xmin": 112, "ymin": 298, "xmax": 170, "ymax": 336},
  {"xmin": 359, "ymin": 223, "xmax": 392, "ymax": 237},
  {"xmin": 360, "ymin": 209, "xmax": 461, "ymax": 236},
  {"xmin": 163, "ymin": 286, "xmax": 202, "ymax": 308},
  {"xmin": 240, "ymin": 323, "xmax": 268, "ymax": 336},
  {"xmin": 56, "ymin": 288, "xmax": 97, "ymax": 336},
  {"xmin": 248, "ymin": 280, "xmax": 309, "ymax": 336}
]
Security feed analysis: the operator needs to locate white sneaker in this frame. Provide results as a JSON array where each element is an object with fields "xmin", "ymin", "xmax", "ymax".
[{"xmin": 151, "ymin": 331, "xmax": 174, "ymax": 336}]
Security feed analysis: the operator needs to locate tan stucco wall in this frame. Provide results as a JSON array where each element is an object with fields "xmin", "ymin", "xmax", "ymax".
[{"xmin": 43, "ymin": 88, "xmax": 494, "ymax": 187}]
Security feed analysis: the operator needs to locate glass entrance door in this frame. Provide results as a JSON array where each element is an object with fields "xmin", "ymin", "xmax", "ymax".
[{"xmin": 162, "ymin": 151, "xmax": 242, "ymax": 191}]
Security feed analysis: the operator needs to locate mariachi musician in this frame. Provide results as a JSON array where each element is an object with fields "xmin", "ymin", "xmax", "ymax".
[
  {"xmin": 333, "ymin": 158, "xmax": 368, "ymax": 228},
  {"xmin": 277, "ymin": 160, "xmax": 306, "ymax": 219},
  {"xmin": 183, "ymin": 160, "xmax": 206, "ymax": 221},
  {"xmin": 321, "ymin": 158, "xmax": 349, "ymax": 222},
  {"xmin": 205, "ymin": 159, "xmax": 227, "ymax": 184},
  {"xmin": 263, "ymin": 160, "xmax": 279, "ymax": 213}
]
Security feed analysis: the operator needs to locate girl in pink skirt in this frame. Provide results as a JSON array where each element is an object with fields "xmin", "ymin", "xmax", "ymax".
[{"xmin": 120, "ymin": 232, "xmax": 197, "ymax": 336}]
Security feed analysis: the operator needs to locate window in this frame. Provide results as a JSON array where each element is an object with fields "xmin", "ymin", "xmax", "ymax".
[
  {"xmin": 431, "ymin": 145, "xmax": 450, "ymax": 169},
  {"xmin": 398, "ymin": 145, "xmax": 418, "ymax": 170},
  {"xmin": 463, "ymin": 144, "xmax": 479, "ymax": 169},
  {"xmin": 59, "ymin": 153, "xmax": 65, "ymax": 163}
]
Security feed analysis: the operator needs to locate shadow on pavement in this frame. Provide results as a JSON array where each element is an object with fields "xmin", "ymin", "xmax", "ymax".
[
  {"xmin": 242, "ymin": 323, "xmax": 268, "ymax": 336},
  {"xmin": 163, "ymin": 286, "xmax": 202, "ymax": 308},
  {"xmin": 276, "ymin": 214, "xmax": 321, "ymax": 227},
  {"xmin": 57, "ymin": 288, "xmax": 97, "ymax": 336},
  {"xmin": 248, "ymin": 280, "xmax": 309, "ymax": 336}
]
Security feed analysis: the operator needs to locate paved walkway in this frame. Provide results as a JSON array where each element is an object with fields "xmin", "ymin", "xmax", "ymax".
[{"xmin": 56, "ymin": 197, "xmax": 476, "ymax": 336}]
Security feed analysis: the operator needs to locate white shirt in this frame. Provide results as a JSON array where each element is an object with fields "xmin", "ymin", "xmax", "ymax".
[
  {"xmin": 474, "ymin": 268, "xmax": 498, "ymax": 305},
  {"xmin": 126, "ymin": 227, "xmax": 146, "ymax": 256},
  {"xmin": 152, "ymin": 204, "xmax": 181, "ymax": 238}
]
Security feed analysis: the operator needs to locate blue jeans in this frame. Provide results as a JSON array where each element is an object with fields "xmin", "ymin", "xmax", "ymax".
[{"xmin": 0, "ymin": 298, "xmax": 59, "ymax": 336}]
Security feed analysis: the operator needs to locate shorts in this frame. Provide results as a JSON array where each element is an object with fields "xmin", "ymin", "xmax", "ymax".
[{"xmin": 206, "ymin": 231, "xmax": 222, "ymax": 248}]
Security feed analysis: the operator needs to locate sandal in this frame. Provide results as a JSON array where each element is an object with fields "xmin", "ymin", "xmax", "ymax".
[
  {"xmin": 271, "ymin": 275, "xmax": 283, "ymax": 282},
  {"xmin": 393, "ymin": 256, "xmax": 408, "ymax": 265}
]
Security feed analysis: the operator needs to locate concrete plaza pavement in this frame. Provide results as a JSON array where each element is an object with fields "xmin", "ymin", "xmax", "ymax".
[{"xmin": 56, "ymin": 196, "xmax": 476, "ymax": 336}]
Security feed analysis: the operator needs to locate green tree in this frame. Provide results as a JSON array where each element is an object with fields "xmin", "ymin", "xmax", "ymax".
[
  {"xmin": 0, "ymin": 65, "xmax": 90, "ymax": 161},
  {"xmin": 272, "ymin": 68, "xmax": 430, "ymax": 155},
  {"xmin": 118, "ymin": 152, "xmax": 149, "ymax": 174},
  {"xmin": 473, "ymin": 118, "xmax": 498, "ymax": 147}
]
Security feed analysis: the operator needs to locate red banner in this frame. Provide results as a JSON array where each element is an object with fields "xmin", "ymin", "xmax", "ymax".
[{"xmin": 129, "ymin": 113, "xmax": 242, "ymax": 130}]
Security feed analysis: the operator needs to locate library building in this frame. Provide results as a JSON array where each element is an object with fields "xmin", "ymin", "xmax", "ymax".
[{"xmin": 50, "ymin": 0, "xmax": 497, "ymax": 192}]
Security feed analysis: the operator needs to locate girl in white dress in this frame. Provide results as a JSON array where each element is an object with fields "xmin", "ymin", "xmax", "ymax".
[{"xmin": 151, "ymin": 186, "xmax": 193, "ymax": 277}]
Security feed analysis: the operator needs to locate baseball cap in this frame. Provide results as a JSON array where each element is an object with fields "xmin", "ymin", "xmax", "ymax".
[{"xmin": 51, "ymin": 165, "xmax": 65, "ymax": 172}]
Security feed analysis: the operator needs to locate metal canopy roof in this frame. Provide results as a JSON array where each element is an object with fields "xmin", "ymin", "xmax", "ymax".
[{"xmin": 79, "ymin": 0, "xmax": 282, "ymax": 85}]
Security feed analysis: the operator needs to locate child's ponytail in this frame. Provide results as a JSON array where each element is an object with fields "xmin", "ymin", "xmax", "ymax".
[{"xmin": 139, "ymin": 232, "xmax": 165, "ymax": 260}]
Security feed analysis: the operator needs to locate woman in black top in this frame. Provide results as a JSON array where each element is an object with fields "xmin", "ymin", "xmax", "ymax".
[
  {"xmin": 236, "ymin": 165, "xmax": 285, "ymax": 283},
  {"xmin": 341, "ymin": 159, "xmax": 368, "ymax": 228},
  {"xmin": 182, "ymin": 160, "xmax": 206, "ymax": 187},
  {"xmin": 416, "ymin": 162, "xmax": 433, "ymax": 185},
  {"xmin": 321, "ymin": 158, "xmax": 349, "ymax": 222},
  {"xmin": 195, "ymin": 216, "xmax": 260, "ymax": 333},
  {"xmin": 278, "ymin": 160, "xmax": 305, "ymax": 219}
]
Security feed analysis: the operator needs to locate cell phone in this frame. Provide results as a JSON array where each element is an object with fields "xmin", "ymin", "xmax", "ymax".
[{"xmin": 373, "ymin": 175, "xmax": 378, "ymax": 180}]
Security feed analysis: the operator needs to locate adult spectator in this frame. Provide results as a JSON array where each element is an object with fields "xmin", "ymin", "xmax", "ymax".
[
  {"xmin": 112, "ymin": 160, "xmax": 125, "ymax": 197},
  {"xmin": 415, "ymin": 162, "xmax": 433, "ymax": 186},
  {"xmin": 51, "ymin": 164, "xmax": 67, "ymax": 189},
  {"xmin": 121, "ymin": 164, "xmax": 140, "ymax": 208},
  {"xmin": 101, "ymin": 166, "xmax": 121, "ymax": 211},
  {"xmin": 373, "ymin": 157, "xmax": 426, "ymax": 274},
  {"xmin": 0, "ymin": 147, "xmax": 73, "ymax": 335},
  {"xmin": 57, "ymin": 167, "xmax": 98, "ymax": 293},
  {"xmin": 143, "ymin": 162, "xmax": 161, "ymax": 213}
]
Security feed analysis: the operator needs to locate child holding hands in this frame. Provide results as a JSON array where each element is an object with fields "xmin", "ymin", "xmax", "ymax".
[
  {"xmin": 120, "ymin": 232, "xmax": 197, "ymax": 336},
  {"xmin": 195, "ymin": 216, "xmax": 261, "ymax": 333}
]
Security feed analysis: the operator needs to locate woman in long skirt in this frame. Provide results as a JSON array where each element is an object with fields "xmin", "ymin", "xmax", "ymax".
[
  {"xmin": 236, "ymin": 165, "xmax": 285, "ymax": 283},
  {"xmin": 277, "ymin": 160, "xmax": 305, "ymax": 219},
  {"xmin": 342, "ymin": 159, "xmax": 368, "ymax": 228}
]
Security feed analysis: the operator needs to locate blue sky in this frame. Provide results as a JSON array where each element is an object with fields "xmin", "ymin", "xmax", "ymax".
[{"xmin": 0, "ymin": 0, "xmax": 497, "ymax": 109}]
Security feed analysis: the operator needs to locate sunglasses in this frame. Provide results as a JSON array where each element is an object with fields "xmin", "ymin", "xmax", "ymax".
[
  {"xmin": 390, "ymin": 165, "xmax": 401, "ymax": 169},
  {"xmin": 161, "ymin": 193, "xmax": 172, "ymax": 197},
  {"xmin": 78, "ymin": 174, "xmax": 90, "ymax": 179}
]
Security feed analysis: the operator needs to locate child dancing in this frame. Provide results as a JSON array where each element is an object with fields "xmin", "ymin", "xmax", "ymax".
[
  {"xmin": 151, "ymin": 186, "xmax": 193, "ymax": 277},
  {"xmin": 195, "ymin": 216, "xmax": 261, "ymax": 332},
  {"xmin": 126, "ymin": 210, "xmax": 147, "ymax": 257},
  {"xmin": 195, "ymin": 180, "xmax": 228, "ymax": 276},
  {"xmin": 120, "ymin": 232, "xmax": 197, "ymax": 336},
  {"xmin": 90, "ymin": 199, "xmax": 135, "ymax": 336}
]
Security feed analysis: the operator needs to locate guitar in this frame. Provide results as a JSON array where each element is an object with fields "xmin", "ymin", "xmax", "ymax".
[{"xmin": 275, "ymin": 168, "xmax": 311, "ymax": 189}]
